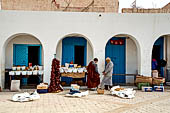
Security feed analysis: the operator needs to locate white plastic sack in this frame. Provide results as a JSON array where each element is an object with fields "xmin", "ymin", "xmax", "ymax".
[
  {"xmin": 10, "ymin": 80, "xmax": 21, "ymax": 92},
  {"xmin": 68, "ymin": 68, "xmax": 73, "ymax": 73},
  {"xmin": 12, "ymin": 91, "xmax": 40, "ymax": 102},
  {"xmin": 65, "ymin": 63, "xmax": 70, "ymax": 68},
  {"xmin": 9, "ymin": 71, "xmax": 15, "ymax": 75},
  {"xmin": 77, "ymin": 68, "xmax": 84, "ymax": 73},
  {"xmin": 64, "ymin": 69, "xmax": 68, "ymax": 73},
  {"xmin": 59, "ymin": 68, "xmax": 64, "ymax": 73},
  {"xmin": 73, "ymin": 68, "xmax": 78, "ymax": 73},
  {"xmin": 110, "ymin": 86, "xmax": 136, "ymax": 99}
]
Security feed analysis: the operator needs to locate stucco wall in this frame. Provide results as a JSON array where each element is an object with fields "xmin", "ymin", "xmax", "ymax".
[
  {"xmin": 166, "ymin": 36, "xmax": 170, "ymax": 68},
  {"xmin": 5, "ymin": 35, "xmax": 43, "ymax": 69},
  {"xmin": 1, "ymin": 0, "xmax": 119, "ymax": 12},
  {"xmin": 0, "ymin": 11, "xmax": 170, "ymax": 88},
  {"xmin": 126, "ymin": 38, "xmax": 137, "ymax": 83}
]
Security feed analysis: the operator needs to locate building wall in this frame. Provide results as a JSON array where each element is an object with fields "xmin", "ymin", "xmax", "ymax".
[
  {"xmin": 5, "ymin": 35, "xmax": 43, "ymax": 69},
  {"xmin": 166, "ymin": 36, "xmax": 170, "ymax": 68},
  {"xmin": 1, "ymin": 0, "xmax": 119, "ymax": 12},
  {"xmin": 162, "ymin": 3, "xmax": 170, "ymax": 9},
  {"xmin": 0, "ymin": 11, "xmax": 170, "ymax": 88},
  {"xmin": 122, "ymin": 2, "xmax": 170, "ymax": 13},
  {"xmin": 126, "ymin": 38, "xmax": 137, "ymax": 83},
  {"xmin": 122, "ymin": 8, "xmax": 170, "ymax": 13}
]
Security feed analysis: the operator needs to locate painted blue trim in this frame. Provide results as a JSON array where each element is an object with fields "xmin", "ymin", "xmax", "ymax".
[{"xmin": 13, "ymin": 44, "xmax": 42, "ymax": 66}]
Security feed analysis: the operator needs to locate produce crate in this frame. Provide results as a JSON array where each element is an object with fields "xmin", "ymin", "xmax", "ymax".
[
  {"xmin": 142, "ymin": 86, "xmax": 153, "ymax": 92},
  {"xmin": 153, "ymin": 86, "xmax": 164, "ymax": 92},
  {"xmin": 137, "ymin": 82, "xmax": 150, "ymax": 90}
]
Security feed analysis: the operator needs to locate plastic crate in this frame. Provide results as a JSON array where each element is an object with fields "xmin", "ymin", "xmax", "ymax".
[
  {"xmin": 37, "ymin": 89, "xmax": 48, "ymax": 93},
  {"xmin": 142, "ymin": 87, "xmax": 153, "ymax": 92},
  {"xmin": 153, "ymin": 86, "xmax": 164, "ymax": 92},
  {"xmin": 137, "ymin": 83, "xmax": 150, "ymax": 90}
]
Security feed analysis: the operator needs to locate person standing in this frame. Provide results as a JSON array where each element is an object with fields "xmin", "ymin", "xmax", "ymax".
[
  {"xmin": 87, "ymin": 58, "xmax": 100, "ymax": 90},
  {"xmin": 99, "ymin": 57, "xmax": 114, "ymax": 90},
  {"xmin": 152, "ymin": 58, "xmax": 158, "ymax": 70}
]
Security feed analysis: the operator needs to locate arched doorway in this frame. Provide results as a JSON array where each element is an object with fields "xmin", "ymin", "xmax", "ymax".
[
  {"xmin": 152, "ymin": 35, "xmax": 170, "ymax": 81},
  {"xmin": 105, "ymin": 34, "xmax": 140, "ymax": 84},
  {"xmin": 56, "ymin": 34, "xmax": 94, "ymax": 85},
  {"xmin": 3, "ymin": 33, "xmax": 44, "ymax": 88}
]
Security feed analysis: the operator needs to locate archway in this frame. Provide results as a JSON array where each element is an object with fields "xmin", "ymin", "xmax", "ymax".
[
  {"xmin": 105, "ymin": 34, "xmax": 140, "ymax": 84},
  {"xmin": 3, "ymin": 33, "xmax": 44, "ymax": 88},
  {"xmin": 152, "ymin": 34, "xmax": 170, "ymax": 82},
  {"xmin": 56, "ymin": 33, "xmax": 94, "ymax": 85},
  {"xmin": 56, "ymin": 33, "xmax": 94, "ymax": 66}
]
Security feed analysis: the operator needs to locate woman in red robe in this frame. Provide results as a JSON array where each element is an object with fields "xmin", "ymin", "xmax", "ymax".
[{"xmin": 87, "ymin": 58, "xmax": 100, "ymax": 90}]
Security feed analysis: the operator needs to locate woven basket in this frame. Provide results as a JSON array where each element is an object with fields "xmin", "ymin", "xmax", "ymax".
[
  {"xmin": 153, "ymin": 77, "xmax": 165, "ymax": 85},
  {"xmin": 135, "ymin": 76, "xmax": 152, "ymax": 85},
  {"xmin": 97, "ymin": 89, "xmax": 104, "ymax": 94}
]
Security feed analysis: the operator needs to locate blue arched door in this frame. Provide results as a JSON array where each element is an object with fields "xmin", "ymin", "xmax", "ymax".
[
  {"xmin": 152, "ymin": 37, "xmax": 164, "ymax": 77},
  {"xmin": 105, "ymin": 37, "xmax": 126, "ymax": 84}
]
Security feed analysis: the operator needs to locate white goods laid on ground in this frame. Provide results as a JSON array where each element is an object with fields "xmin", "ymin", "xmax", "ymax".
[
  {"xmin": 110, "ymin": 86, "xmax": 136, "ymax": 99},
  {"xmin": 12, "ymin": 91, "xmax": 40, "ymax": 102}
]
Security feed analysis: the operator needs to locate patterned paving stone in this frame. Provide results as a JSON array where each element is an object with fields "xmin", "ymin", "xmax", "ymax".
[{"xmin": 0, "ymin": 88, "xmax": 170, "ymax": 113}]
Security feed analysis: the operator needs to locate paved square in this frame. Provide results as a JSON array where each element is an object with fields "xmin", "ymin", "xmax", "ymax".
[{"xmin": 0, "ymin": 87, "xmax": 170, "ymax": 113}]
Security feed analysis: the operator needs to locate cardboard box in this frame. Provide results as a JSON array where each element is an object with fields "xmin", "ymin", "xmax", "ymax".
[
  {"xmin": 135, "ymin": 76, "xmax": 152, "ymax": 85},
  {"xmin": 142, "ymin": 87, "xmax": 153, "ymax": 92},
  {"xmin": 154, "ymin": 86, "xmax": 164, "ymax": 92},
  {"xmin": 37, "ymin": 83, "xmax": 48, "ymax": 89},
  {"xmin": 153, "ymin": 77, "xmax": 165, "ymax": 85}
]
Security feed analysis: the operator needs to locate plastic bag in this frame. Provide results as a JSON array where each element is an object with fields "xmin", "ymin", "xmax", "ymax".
[
  {"xmin": 59, "ymin": 68, "xmax": 64, "ymax": 73},
  {"xmin": 12, "ymin": 91, "xmax": 40, "ymax": 102},
  {"xmin": 73, "ymin": 68, "xmax": 78, "ymax": 73},
  {"xmin": 10, "ymin": 80, "xmax": 21, "ymax": 92}
]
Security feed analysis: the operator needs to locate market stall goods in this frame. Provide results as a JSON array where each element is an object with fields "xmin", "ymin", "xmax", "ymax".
[
  {"xmin": 12, "ymin": 91, "xmax": 40, "ymax": 102},
  {"xmin": 110, "ymin": 86, "xmax": 136, "ymax": 99},
  {"xmin": 135, "ymin": 75, "xmax": 152, "ymax": 85},
  {"xmin": 65, "ymin": 84, "xmax": 89, "ymax": 98},
  {"xmin": 48, "ymin": 58, "xmax": 63, "ymax": 93}
]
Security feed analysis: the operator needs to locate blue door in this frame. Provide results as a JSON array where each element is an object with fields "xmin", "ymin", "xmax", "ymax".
[
  {"xmin": 61, "ymin": 37, "xmax": 87, "ymax": 85},
  {"xmin": 105, "ymin": 37, "xmax": 126, "ymax": 84},
  {"xmin": 62, "ymin": 37, "xmax": 87, "ymax": 66},
  {"xmin": 14, "ymin": 45, "xmax": 28, "ymax": 66},
  {"xmin": 153, "ymin": 37, "xmax": 164, "ymax": 77},
  {"xmin": 13, "ymin": 44, "xmax": 42, "ymax": 66}
]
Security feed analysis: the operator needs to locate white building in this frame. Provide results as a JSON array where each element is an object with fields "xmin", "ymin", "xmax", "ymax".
[{"xmin": 0, "ymin": 10, "xmax": 170, "ymax": 88}]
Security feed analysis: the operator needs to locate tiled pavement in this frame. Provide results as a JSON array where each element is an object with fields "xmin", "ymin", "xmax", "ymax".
[{"xmin": 0, "ymin": 87, "xmax": 170, "ymax": 113}]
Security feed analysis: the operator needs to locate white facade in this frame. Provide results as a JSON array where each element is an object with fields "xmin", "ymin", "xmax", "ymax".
[{"xmin": 0, "ymin": 10, "xmax": 170, "ymax": 88}]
